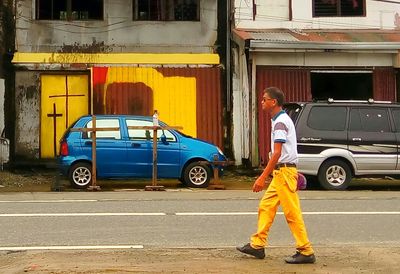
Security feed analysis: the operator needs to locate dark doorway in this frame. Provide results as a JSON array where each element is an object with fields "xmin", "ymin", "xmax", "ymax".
[{"xmin": 311, "ymin": 72, "xmax": 373, "ymax": 100}]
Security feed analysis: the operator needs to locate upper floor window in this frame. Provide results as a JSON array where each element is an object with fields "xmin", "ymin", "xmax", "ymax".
[
  {"xmin": 133, "ymin": 0, "xmax": 200, "ymax": 21},
  {"xmin": 36, "ymin": 0, "xmax": 103, "ymax": 20},
  {"xmin": 313, "ymin": 0, "xmax": 365, "ymax": 17}
]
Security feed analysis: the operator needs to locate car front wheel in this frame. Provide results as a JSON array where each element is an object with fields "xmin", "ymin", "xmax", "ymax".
[
  {"xmin": 183, "ymin": 162, "xmax": 211, "ymax": 188},
  {"xmin": 318, "ymin": 159, "xmax": 352, "ymax": 190},
  {"xmin": 69, "ymin": 162, "xmax": 92, "ymax": 189}
]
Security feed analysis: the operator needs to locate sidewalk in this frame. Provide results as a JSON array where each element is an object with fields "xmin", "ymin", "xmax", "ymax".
[
  {"xmin": 1, "ymin": 246, "xmax": 399, "ymax": 273},
  {"xmin": 2, "ymin": 168, "xmax": 400, "ymax": 193}
]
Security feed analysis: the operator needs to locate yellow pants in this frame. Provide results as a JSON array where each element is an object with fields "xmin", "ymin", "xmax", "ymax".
[{"xmin": 250, "ymin": 167, "xmax": 314, "ymax": 255}]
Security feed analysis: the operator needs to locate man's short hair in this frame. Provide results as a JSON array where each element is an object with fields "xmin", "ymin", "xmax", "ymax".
[{"xmin": 264, "ymin": 87, "xmax": 285, "ymax": 106}]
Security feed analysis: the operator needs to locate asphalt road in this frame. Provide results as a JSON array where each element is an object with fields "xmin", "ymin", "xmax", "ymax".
[{"xmin": 0, "ymin": 190, "xmax": 399, "ymax": 250}]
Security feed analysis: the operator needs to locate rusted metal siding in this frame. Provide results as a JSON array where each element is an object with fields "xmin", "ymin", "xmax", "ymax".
[
  {"xmin": 256, "ymin": 67, "xmax": 311, "ymax": 165},
  {"xmin": 92, "ymin": 66, "xmax": 223, "ymax": 149},
  {"xmin": 373, "ymin": 67, "xmax": 396, "ymax": 101},
  {"xmin": 154, "ymin": 67, "xmax": 222, "ymax": 148},
  {"xmin": 194, "ymin": 67, "xmax": 222, "ymax": 150}
]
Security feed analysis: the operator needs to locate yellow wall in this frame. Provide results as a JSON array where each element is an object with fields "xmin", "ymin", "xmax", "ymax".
[
  {"xmin": 41, "ymin": 74, "xmax": 89, "ymax": 158},
  {"xmin": 104, "ymin": 67, "xmax": 197, "ymax": 137}
]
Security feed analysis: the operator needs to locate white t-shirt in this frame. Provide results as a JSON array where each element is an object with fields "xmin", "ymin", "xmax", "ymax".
[{"xmin": 271, "ymin": 110, "xmax": 298, "ymax": 164}]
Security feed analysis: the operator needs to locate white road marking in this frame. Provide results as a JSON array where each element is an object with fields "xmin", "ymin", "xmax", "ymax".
[
  {"xmin": 0, "ymin": 213, "xmax": 166, "ymax": 217},
  {"xmin": 176, "ymin": 212, "xmax": 257, "ymax": 216},
  {"xmin": 0, "ymin": 245, "xmax": 143, "ymax": 251},
  {"xmin": 175, "ymin": 212, "xmax": 400, "ymax": 216},
  {"xmin": 0, "ymin": 212, "xmax": 399, "ymax": 217},
  {"xmin": 0, "ymin": 200, "xmax": 97, "ymax": 203}
]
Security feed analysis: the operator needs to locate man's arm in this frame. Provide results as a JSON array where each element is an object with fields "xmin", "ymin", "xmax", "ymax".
[{"xmin": 252, "ymin": 142, "xmax": 283, "ymax": 192}]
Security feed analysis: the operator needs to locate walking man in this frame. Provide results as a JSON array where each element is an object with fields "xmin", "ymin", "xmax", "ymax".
[{"xmin": 237, "ymin": 87, "xmax": 316, "ymax": 264}]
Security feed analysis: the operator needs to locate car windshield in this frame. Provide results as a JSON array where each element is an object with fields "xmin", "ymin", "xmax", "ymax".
[{"xmin": 175, "ymin": 130, "xmax": 192, "ymax": 138}]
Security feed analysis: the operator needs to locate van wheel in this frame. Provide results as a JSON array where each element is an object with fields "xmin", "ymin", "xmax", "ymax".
[
  {"xmin": 69, "ymin": 162, "xmax": 92, "ymax": 189},
  {"xmin": 183, "ymin": 162, "xmax": 211, "ymax": 188},
  {"xmin": 304, "ymin": 175, "xmax": 320, "ymax": 190},
  {"xmin": 318, "ymin": 159, "xmax": 351, "ymax": 190}
]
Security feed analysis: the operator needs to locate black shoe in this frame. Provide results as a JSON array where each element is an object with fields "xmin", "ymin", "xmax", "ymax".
[
  {"xmin": 285, "ymin": 251, "xmax": 316, "ymax": 264},
  {"xmin": 236, "ymin": 243, "xmax": 265, "ymax": 259}
]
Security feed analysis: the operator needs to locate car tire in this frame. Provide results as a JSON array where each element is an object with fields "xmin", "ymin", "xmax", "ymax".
[
  {"xmin": 69, "ymin": 162, "xmax": 92, "ymax": 189},
  {"xmin": 304, "ymin": 175, "xmax": 320, "ymax": 190},
  {"xmin": 183, "ymin": 162, "xmax": 211, "ymax": 188},
  {"xmin": 318, "ymin": 159, "xmax": 352, "ymax": 190}
]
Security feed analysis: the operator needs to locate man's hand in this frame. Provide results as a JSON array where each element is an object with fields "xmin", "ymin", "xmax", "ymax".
[{"xmin": 252, "ymin": 176, "xmax": 267, "ymax": 192}]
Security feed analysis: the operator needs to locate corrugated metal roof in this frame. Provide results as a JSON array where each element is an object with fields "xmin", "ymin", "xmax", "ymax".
[
  {"xmin": 233, "ymin": 28, "xmax": 400, "ymax": 43},
  {"xmin": 251, "ymin": 32, "xmax": 298, "ymax": 42}
]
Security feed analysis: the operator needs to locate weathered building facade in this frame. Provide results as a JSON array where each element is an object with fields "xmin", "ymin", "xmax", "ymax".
[
  {"xmin": 0, "ymin": 1, "xmax": 15, "ymax": 166},
  {"xmin": 232, "ymin": 0, "xmax": 400, "ymax": 166},
  {"xmin": 10, "ymin": 0, "xmax": 226, "ymax": 161}
]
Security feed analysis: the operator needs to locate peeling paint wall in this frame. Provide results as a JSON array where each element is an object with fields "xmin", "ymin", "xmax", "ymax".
[
  {"xmin": 231, "ymin": 47, "xmax": 250, "ymax": 165},
  {"xmin": 15, "ymin": 72, "xmax": 40, "ymax": 159},
  {"xmin": 16, "ymin": 0, "xmax": 217, "ymax": 53}
]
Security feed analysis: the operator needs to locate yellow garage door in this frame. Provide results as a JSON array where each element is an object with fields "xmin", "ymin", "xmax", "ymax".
[{"xmin": 40, "ymin": 74, "xmax": 89, "ymax": 158}]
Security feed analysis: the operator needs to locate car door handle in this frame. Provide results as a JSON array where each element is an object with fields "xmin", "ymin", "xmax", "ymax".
[
  {"xmin": 84, "ymin": 141, "xmax": 92, "ymax": 145},
  {"xmin": 352, "ymin": 137, "xmax": 362, "ymax": 141},
  {"xmin": 131, "ymin": 143, "xmax": 141, "ymax": 148}
]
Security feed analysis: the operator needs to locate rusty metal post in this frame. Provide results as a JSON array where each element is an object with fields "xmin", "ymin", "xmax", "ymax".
[
  {"xmin": 145, "ymin": 126, "xmax": 165, "ymax": 191},
  {"xmin": 88, "ymin": 115, "xmax": 100, "ymax": 191},
  {"xmin": 207, "ymin": 155, "xmax": 226, "ymax": 190},
  {"xmin": 152, "ymin": 127, "xmax": 158, "ymax": 186}
]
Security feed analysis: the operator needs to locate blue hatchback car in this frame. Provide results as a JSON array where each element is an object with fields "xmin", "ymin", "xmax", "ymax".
[{"xmin": 59, "ymin": 115, "xmax": 226, "ymax": 188}]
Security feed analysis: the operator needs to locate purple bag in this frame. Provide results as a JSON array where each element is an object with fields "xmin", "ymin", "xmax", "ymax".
[{"xmin": 297, "ymin": 173, "xmax": 307, "ymax": 190}]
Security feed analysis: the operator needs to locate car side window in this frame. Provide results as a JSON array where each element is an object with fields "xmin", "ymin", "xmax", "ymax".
[
  {"xmin": 126, "ymin": 120, "xmax": 152, "ymax": 140},
  {"xmin": 307, "ymin": 106, "xmax": 347, "ymax": 131},
  {"xmin": 84, "ymin": 119, "xmax": 121, "ymax": 139},
  {"xmin": 126, "ymin": 119, "xmax": 176, "ymax": 142},
  {"xmin": 284, "ymin": 105, "xmax": 302, "ymax": 124},
  {"xmin": 349, "ymin": 107, "xmax": 390, "ymax": 132},
  {"xmin": 392, "ymin": 109, "xmax": 400, "ymax": 132}
]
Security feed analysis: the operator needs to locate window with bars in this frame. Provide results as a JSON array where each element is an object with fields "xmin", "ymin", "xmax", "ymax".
[
  {"xmin": 36, "ymin": 0, "xmax": 103, "ymax": 20},
  {"xmin": 133, "ymin": 0, "xmax": 200, "ymax": 21},
  {"xmin": 313, "ymin": 0, "xmax": 365, "ymax": 17}
]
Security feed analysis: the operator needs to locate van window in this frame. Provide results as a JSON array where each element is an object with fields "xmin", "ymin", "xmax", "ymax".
[
  {"xmin": 284, "ymin": 104, "xmax": 302, "ymax": 124},
  {"xmin": 307, "ymin": 106, "xmax": 347, "ymax": 131},
  {"xmin": 392, "ymin": 109, "xmax": 400, "ymax": 132},
  {"xmin": 349, "ymin": 108, "xmax": 390, "ymax": 132},
  {"xmin": 85, "ymin": 119, "xmax": 121, "ymax": 139}
]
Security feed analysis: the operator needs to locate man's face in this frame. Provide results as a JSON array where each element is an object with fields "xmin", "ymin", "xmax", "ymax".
[{"xmin": 261, "ymin": 93, "xmax": 276, "ymax": 112}]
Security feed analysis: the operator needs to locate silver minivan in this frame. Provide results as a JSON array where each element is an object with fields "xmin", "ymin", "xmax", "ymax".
[{"xmin": 285, "ymin": 99, "xmax": 400, "ymax": 190}]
